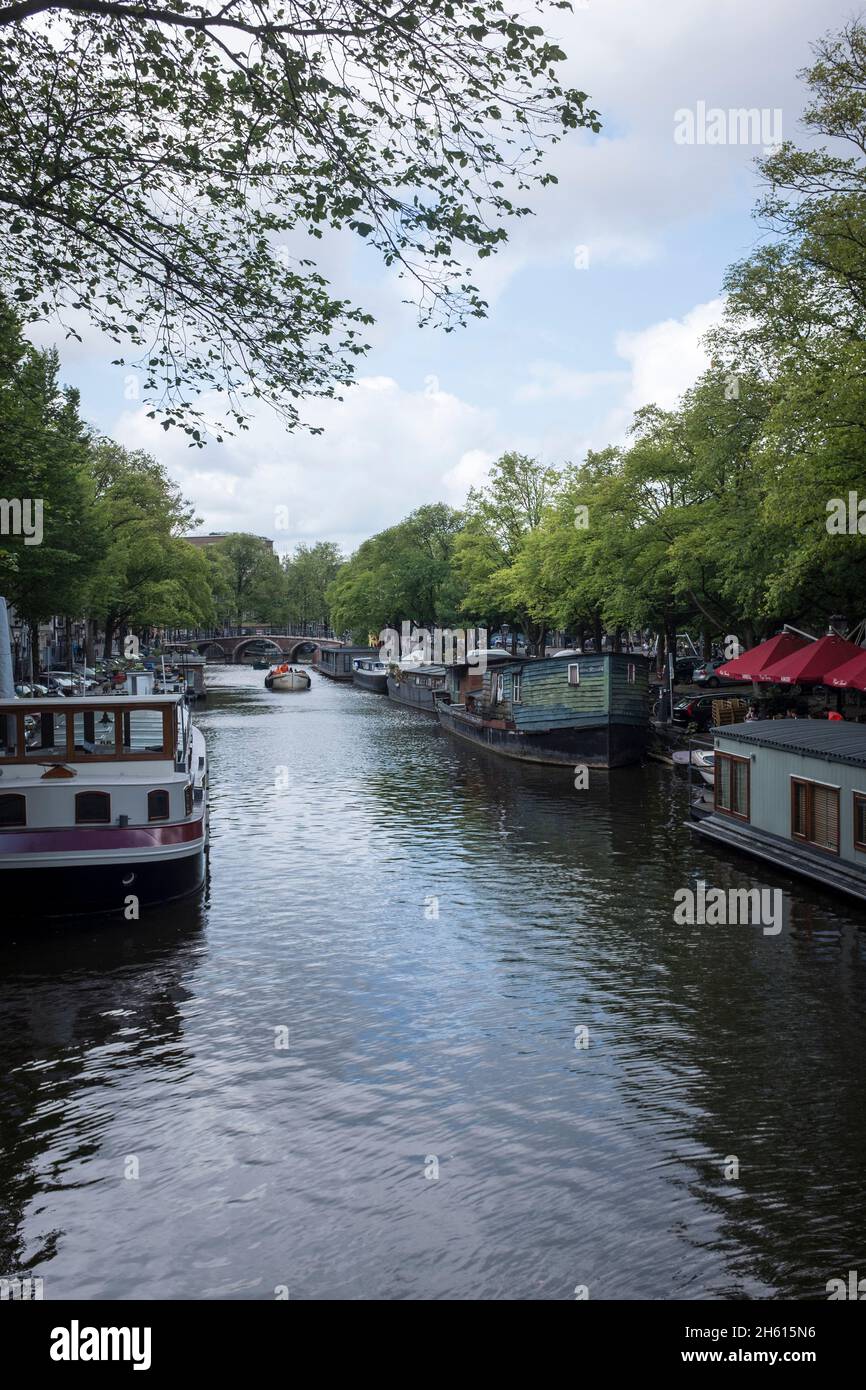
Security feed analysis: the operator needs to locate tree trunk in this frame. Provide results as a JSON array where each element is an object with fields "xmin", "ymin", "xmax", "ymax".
[
  {"xmin": 593, "ymin": 611, "xmax": 603, "ymax": 651},
  {"xmin": 28, "ymin": 620, "xmax": 39, "ymax": 681},
  {"xmin": 103, "ymin": 617, "xmax": 116, "ymax": 660}
]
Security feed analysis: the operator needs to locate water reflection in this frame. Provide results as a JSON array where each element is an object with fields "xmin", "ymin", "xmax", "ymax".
[{"xmin": 1, "ymin": 665, "xmax": 865, "ymax": 1299}]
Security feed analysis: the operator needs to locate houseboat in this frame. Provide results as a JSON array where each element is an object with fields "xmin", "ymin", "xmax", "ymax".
[
  {"xmin": 352, "ymin": 657, "xmax": 389, "ymax": 693},
  {"xmin": 386, "ymin": 661, "xmax": 448, "ymax": 714},
  {"xmin": 264, "ymin": 663, "xmax": 311, "ymax": 691},
  {"xmin": 0, "ymin": 693, "xmax": 207, "ymax": 916},
  {"xmin": 436, "ymin": 651, "xmax": 650, "ymax": 767},
  {"xmin": 314, "ymin": 645, "xmax": 377, "ymax": 682},
  {"xmin": 689, "ymin": 719, "xmax": 866, "ymax": 903}
]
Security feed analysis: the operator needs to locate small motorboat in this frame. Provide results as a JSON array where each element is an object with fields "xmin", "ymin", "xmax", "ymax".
[
  {"xmin": 264, "ymin": 663, "xmax": 311, "ymax": 692},
  {"xmin": 672, "ymin": 747, "xmax": 715, "ymax": 785}
]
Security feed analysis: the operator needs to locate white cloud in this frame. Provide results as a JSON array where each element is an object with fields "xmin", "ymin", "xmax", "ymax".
[
  {"xmin": 517, "ymin": 363, "xmax": 628, "ymax": 403},
  {"xmin": 112, "ymin": 376, "xmax": 500, "ymax": 553},
  {"xmin": 616, "ymin": 297, "xmax": 726, "ymax": 413}
]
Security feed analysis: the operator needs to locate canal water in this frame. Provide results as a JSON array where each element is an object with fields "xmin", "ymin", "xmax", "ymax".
[{"xmin": 2, "ymin": 665, "xmax": 866, "ymax": 1301}]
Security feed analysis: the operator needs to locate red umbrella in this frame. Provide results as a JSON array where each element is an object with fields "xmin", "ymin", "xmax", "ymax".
[
  {"xmin": 757, "ymin": 634, "xmax": 865, "ymax": 685},
  {"xmin": 717, "ymin": 632, "xmax": 810, "ymax": 682},
  {"xmin": 828, "ymin": 648, "xmax": 866, "ymax": 692}
]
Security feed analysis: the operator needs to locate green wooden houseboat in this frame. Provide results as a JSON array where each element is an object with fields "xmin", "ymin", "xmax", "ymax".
[{"xmin": 436, "ymin": 652, "xmax": 650, "ymax": 768}]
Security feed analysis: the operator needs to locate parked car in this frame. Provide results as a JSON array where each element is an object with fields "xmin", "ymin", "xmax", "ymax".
[
  {"xmin": 692, "ymin": 656, "xmax": 739, "ymax": 688},
  {"xmin": 672, "ymin": 694, "xmax": 717, "ymax": 730},
  {"xmin": 674, "ymin": 656, "xmax": 701, "ymax": 683},
  {"xmin": 48, "ymin": 668, "xmax": 102, "ymax": 688},
  {"xmin": 37, "ymin": 673, "xmax": 81, "ymax": 695},
  {"xmin": 15, "ymin": 681, "xmax": 49, "ymax": 697}
]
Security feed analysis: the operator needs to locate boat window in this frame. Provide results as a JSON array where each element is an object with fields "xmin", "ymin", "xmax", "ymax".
[
  {"xmin": 24, "ymin": 711, "xmax": 70, "ymax": 759},
  {"xmin": 790, "ymin": 778, "xmax": 839, "ymax": 853},
  {"xmin": 854, "ymin": 793, "xmax": 866, "ymax": 852},
  {"xmin": 513, "ymin": 672, "xmax": 522, "ymax": 703},
  {"xmin": 73, "ymin": 709, "xmax": 118, "ymax": 755},
  {"xmin": 75, "ymin": 791, "xmax": 111, "ymax": 824},
  {"xmin": 715, "ymin": 752, "xmax": 750, "ymax": 821},
  {"xmin": 122, "ymin": 708, "xmax": 166, "ymax": 754},
  {"xmin": 0, "ymin": 711, "xmax": 20, "ymax": 757},
  {"xmin": 627, "ymin": 663, "xmax": 636, "ymax": 684},
  {"xmin": 184, "ymin": 784, "xmax": 193, "ymax": 816},
  {"xmin": 0, "ymin": 792, "xmax": 26, "ymax": 826},
  {"xmin": 568, "ymin": 663, "xmax": 580, "ymax": 686},
  {"xmin": 148, "ymin": 789, "xmax": 170, "ymax": 822}
]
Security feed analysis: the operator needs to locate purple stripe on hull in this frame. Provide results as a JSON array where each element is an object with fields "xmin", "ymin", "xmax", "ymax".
[{"xmin": 0, "ymin": 817, "xmax": 204, "ymax": 854}]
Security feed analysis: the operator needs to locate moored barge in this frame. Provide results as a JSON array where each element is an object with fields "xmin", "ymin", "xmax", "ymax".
[
  {"xmin": 314, "ymin": 645, "xmax": 377, "ymax": 682},
  {"xmin": 436, "ymin": 651, "xmax": 649, "ymax": 767},
  {"xmin": 386, "ymin": 661, "xmax": 447, "ymax": 714},
  {"xmin": 352, "ymin": 657, "xmax": 389, "ymax": 693},
  {"xmin": 0, "ymin": 694, "xmax": 207, "ymax": 916}
]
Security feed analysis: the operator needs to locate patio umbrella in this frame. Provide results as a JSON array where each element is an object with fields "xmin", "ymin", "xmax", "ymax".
[
  {"xmin": 827, "ymin": 648, "xmax": 866, "ymax": 692},
  {"xmin": 716, "ymin": 632, "xmax": 810, "ymax": 682},
  {"xmin": 757, "ymin": 633, "xmax": 865, "ymax": 685}
]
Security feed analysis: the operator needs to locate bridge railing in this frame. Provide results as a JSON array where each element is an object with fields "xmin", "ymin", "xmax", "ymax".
[{"xmin": 164, "ymin": 624, "xmax": 337, "ymax": 642}]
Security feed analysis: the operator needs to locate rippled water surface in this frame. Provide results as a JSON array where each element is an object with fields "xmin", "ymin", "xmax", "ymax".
[{"xmin": 2, "ymin": 665, "xmax": 866, "ymax": 1300}]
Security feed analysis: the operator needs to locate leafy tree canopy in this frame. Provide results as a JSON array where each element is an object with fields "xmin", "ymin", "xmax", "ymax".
[{"xmin": 0, "ymin": 1, "xmax": 598, "ymax": 440}]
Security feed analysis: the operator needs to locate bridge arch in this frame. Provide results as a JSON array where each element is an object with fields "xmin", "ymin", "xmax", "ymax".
[
  {"xmin": 198, "ymin": 641, "xmax": 226, "ymax": 661},
  {"xmin": 232, "ymin": 636, "xmax": 285, "ymax": 663},
  {"xmin": 283, "ymin": 639, "xmax": 319, "ymax": 661}
]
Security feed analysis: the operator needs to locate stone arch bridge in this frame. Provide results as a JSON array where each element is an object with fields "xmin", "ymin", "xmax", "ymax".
[{"xmin": 166, "ymin": 635, "xmax": 345, "ymax": 664}]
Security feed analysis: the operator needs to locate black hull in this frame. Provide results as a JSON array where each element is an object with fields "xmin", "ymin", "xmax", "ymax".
[
  {"xmin": 386, "ymin": 676, "xmax": 441, "ymax": 715},
  {"xmin": 437, "ymin": 705, "xmax": 647, "ymax": 768},
  {"xmin": 353, "ymin": 671, "xmax": 388, "ymax": 694},
  {"xmin": 313, "ymin": 665, "xmax": 353, "ymax": 682},
  {"xmin": 1, "ymin": 849, "xmax": 206, "ymax": 920}
]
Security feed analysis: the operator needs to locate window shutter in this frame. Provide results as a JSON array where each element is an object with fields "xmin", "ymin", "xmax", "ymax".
[{"xmin": 813, "ymin": 786, "xmax": 839, "ymax": 852}]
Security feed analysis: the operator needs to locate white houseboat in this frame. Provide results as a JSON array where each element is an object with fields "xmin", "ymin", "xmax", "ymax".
[
  {"xmin": 0, "ymin": 693, "xmax": 207, "ymax": 916},
  {"xmin": 689, "ymin": 718, "xmax": 866, "ymax": 903}
]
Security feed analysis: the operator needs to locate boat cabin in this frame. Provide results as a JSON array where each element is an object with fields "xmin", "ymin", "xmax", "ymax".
[
  {"xmin": 0, "ymin": 695, "xmax": 196, "ymax": 831},
  {"xmin": 443, "ymin": 651, "xmax": 648, "ymax": 727},
  {"xmin": 690, "ymin": 718, "xmax": 866, "ymax": 901},
  {"xmin": 314, "ymin": 645, "xmax": 377, "ymax": 681},
  {"xmin": 437, "ymin": 651, "xmax": 650, "ymax": 766}
]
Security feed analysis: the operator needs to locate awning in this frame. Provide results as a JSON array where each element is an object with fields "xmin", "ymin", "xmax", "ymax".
[
  {"xmin": 757, "ymin": 634, "xmax": 866, "ymax": 685},
  {"xmin": 717, "ymin": 632, "xmax": 810, "ymax": 682},
  {"xmin": 828, "ymin": 649, "xmax": 866, "ymax": 692}
]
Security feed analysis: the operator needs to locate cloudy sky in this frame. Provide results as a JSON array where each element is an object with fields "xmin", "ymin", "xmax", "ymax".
[{"xmin": 33, "ymin": 0, "xmax": 857, "ymax": 556}]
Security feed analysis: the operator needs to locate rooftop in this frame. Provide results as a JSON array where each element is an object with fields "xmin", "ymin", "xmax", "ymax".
[{"xmin": 717, "ymin": 719, "xmax": 866, "ymax": 767}]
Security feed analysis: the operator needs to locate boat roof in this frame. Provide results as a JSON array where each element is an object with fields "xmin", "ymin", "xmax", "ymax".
[
  {"xmin": 0, "ymin": 694, "xmax": 184, "ymax": 710},
  {"xmin": 717, "ymin": 718, "xmax": 866, "ymax": 767}
]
